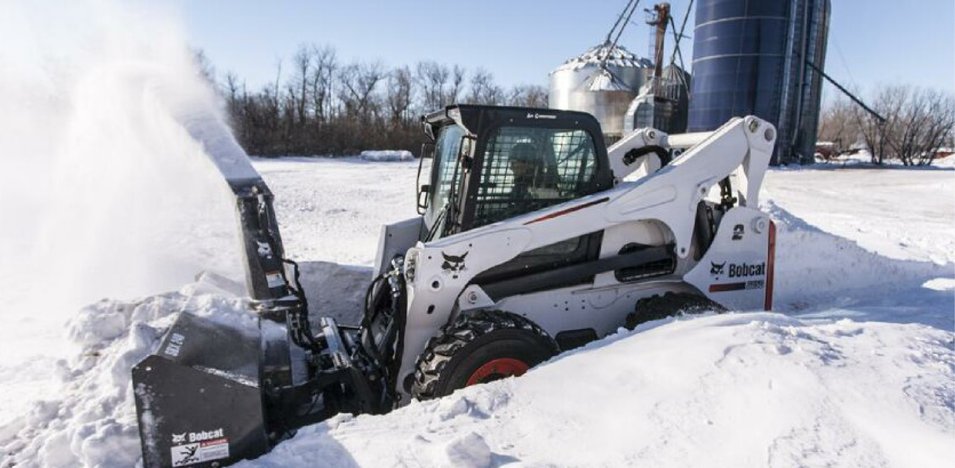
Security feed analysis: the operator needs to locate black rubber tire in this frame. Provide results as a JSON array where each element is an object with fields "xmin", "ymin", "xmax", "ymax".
[
  {"xmin": 625, "ymin": 292, "xmax": 726, "ymax": 329},
  {"xmin": 412, "ymin": 310, "xmax": 558, "ymax": 400}
]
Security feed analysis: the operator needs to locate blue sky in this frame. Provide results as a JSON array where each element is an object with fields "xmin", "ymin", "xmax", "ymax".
[{"xmin": 176, "ymin": 0, "xmax": 954, "ymax": 100}]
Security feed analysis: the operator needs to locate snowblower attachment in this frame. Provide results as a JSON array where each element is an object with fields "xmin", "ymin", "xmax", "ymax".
[
  {"xmin": 132, "ymin": 119, "xmax": 392, "ymax": 467},
  {"xmin": 132, "ymin": 313, "xmax": 268, "ymax": 467}
]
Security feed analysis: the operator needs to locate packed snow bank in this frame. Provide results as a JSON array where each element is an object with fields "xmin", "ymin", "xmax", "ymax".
[
  {"xmin": 0, "ymin": 279, "xmax": 251, "ymax": 467},
  {"xmin": 247, "ymin": 312, "xmax": 954, "ymax": 468},
  {"xmin": 763, "ymin": 168, "xmax": 955, "ymax": 265},
  {"xmin": 768, "ymin": 200, "xmax": 953, "ymax": 330},
  {"xmin": 359, "ymin": 150, "xmax": 414, "ymax": 162}
]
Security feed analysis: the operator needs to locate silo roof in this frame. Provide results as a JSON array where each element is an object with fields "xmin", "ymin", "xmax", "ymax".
[{"xmin": 553, "ymin": 42, "xmax": 654, "ymax": 73}]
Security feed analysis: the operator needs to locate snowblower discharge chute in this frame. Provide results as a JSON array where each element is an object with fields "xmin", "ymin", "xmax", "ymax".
[{"xmin": 133, "ymin": 105, "xmax": 779, "ymax": 467}]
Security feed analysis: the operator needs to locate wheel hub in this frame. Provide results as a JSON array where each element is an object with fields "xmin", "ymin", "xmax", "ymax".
[{"xmin": 466, "ymin": 358, "xmax": 529, "ymax": 386}]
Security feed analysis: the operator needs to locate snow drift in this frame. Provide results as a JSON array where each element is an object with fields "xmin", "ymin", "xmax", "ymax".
[{"xmin": 246, "ymin": 313, "xmax": 954, "ymax": 468}]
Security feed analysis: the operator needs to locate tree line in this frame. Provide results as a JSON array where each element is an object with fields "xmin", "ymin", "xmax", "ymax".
[
  {"xmin": 817, "ymin": 84, "xmax": 954, "ymax": 166},
  {"xmin": 196, "ymin": 45, "xmax": 548, "ymax": 157}
]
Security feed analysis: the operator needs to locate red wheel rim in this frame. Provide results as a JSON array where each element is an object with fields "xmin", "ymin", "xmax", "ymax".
[{"xmin": 466, "ymin": 358, "xmax": 530, "ymax": 386}]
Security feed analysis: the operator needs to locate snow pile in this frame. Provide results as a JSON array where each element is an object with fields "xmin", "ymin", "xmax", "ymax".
[
  {"xmin": 0, "ymin": 279, "xmax": 251, "ymax": 467},
  {"xmin": 768, "ymin": 200, "xmax": 953, "ymax": 330},
  {"xmin": 360, "ymin": 150, "xmax": 415, "ymax": 162},
  {"xmin": 248, "ymin": 313, "xmax": 954, "ymax": 468}
]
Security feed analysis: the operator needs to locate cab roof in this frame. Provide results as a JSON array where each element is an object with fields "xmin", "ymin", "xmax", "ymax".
[{"xmin": 422, "ymin": 105, "xmax": 602, "ymax": 140}]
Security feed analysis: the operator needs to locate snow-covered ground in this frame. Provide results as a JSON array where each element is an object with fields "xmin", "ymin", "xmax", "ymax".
[
  {"xmin": 2, "ymin": 154, "xmax": 952, "ymax": 467},
  {"xmin": 2, "ymin": 2, "xmax": 951, "ymax": 466}
]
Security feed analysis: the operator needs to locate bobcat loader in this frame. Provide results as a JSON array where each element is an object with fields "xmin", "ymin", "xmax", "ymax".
[{"xmin": 133, "ymin": 105, "xmax": 777, "ymax": 467}]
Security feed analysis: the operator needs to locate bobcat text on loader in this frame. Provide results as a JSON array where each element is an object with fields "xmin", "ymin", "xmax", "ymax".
[{"xmin": 133, "ymin": 105, "xmax": 778, "ymax": 467}]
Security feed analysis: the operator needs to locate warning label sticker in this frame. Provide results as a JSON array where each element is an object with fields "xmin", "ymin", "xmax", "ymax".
[
  {"xmin": 171, "ymin": 438, "xmax": 230, "ymax": 467},
  {"xmin": 265, "ymin": 271, "xmax": 285, "ymax": 288}
]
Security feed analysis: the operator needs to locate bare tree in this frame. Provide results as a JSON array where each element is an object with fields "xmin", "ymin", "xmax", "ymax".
[
  {"xmin": 289, "ymin": 45, "xmax": 312, "ymax": 126},
  {"xmin": 209, "ymin": 44, "xmax": 570, "ymax": 157},
  {"xmin": 852, "ymin": 85, "xmax": 906, "ymax": 164},
  {"xmin": 817, "ymin": 96, "xmax": 858, "ymax": 156},
  {"xmin": 309, "ymin": 45, "xmax": 337, "ymax": 122},
  {"xmin": 386, "ymin": 66, "xmax": 414, "ymax": 123},
  {"xmin": 852, "ymin": 85, "xmax": 955, "ymax": 166},
  {"xmin": 338, "ymin": 60, "xmax": 386, "ymax": 119},
  {"xmin": 886, "ymin": 88, "xmax": 955, "ymax": 165},
  {"xmin": 447, "ymin": 65, "xmax": 466, "ymax": 104},
  {"xmin": 466, "ymin": 69, "xmax": 504, "ymax": 105},
  {"xmin": 416, "ymin": 61, "xmax": 449, "ymax": 111},
  {"xmin": 507, "ymin": 84, "xmax": 549, "ymax": 108}
]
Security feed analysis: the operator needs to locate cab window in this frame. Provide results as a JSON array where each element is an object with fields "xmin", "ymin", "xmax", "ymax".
[
  {"xmin": 473, "ymin": 126, "xmax": 600, "ymax": 228},
  {"xmin": 425, "ymin": 125, "xmax": 465, "ymax": 232}
]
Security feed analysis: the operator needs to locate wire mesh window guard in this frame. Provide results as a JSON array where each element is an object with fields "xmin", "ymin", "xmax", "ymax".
[{"xmin": 474, "ymin": 126, "xmax": 599, "ymax": 228}]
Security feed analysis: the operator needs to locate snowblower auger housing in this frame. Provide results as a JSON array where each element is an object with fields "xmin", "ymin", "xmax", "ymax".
[
  {"xmin": 133, "ymin": 105, "xmax": 778, "ymax": 467},
  {"xmin": 133, "ymin": 172, "xmax": 393, "ymax": 466}
]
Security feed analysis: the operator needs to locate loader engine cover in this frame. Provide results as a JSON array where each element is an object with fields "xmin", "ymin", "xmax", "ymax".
[{"xmin": 132, "ymin": 312, "xmax": 271, "ymax": 467}]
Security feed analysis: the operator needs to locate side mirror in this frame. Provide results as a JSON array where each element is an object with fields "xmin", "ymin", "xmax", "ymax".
[
  {"xmin": 416, "ymin": 184, "xmax": 430, "ymax": 214},
  {"xmin": 416, "ymin": 144, "xmax": 435, "ymax": 215}
]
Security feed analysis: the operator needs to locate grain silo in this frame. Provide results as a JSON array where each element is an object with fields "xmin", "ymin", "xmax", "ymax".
[
  {"xmin": 549, "ymin": 42, "xmax": 654, "ymax": 140},
  {"xmin": 687, "ymin": 0, "xmax": 830, "ymax": 164}
]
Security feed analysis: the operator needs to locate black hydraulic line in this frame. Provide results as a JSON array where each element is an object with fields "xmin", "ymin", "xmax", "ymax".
[
  {"xmin": 803, "ymin": 58, "xmax": 886, "ymax": 124},
  {"xmin": 623, "ymin": 145, "xmax": 671, "ymax": 167},
  {"xmin": 283, "ymin": 258, "xmax": 325, "ymax": 351}
]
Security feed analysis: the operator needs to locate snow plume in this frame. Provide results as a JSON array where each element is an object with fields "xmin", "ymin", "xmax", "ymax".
[
  {"xmin": 0, "ymin": 0, "xmax": 247, "ymax": 434},
  {"xmin": 0, "ymin": 0, "xmax": 244, "ymax": 316}
]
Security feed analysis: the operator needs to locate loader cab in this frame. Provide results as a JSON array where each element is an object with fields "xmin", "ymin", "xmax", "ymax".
[{"xmin": 419, "ymin": 105, "xmax": 613, "ymax": 240}]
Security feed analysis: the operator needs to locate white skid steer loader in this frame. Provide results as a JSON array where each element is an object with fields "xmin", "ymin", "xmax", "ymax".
[{"xmin": 132, "ymin": 105, "xmax": 777, "ymax": 467}]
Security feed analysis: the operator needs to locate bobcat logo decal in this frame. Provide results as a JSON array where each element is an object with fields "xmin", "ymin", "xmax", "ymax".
[
  {"xmin": 710, "ymin": 261, "xmax": 726, "ymax": 277},
  {"xmin": 441, "ymin": 251, "xmax": 468, "ymax": 278},
  {"xmin": 171, "ymin": 433, "xmax": 186, "ymax": 444}
]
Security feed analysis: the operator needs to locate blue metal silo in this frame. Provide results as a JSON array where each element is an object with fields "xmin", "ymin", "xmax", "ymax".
[{"xmin": 687, "ymin": 0, "xmax": 830, "ymax": 164}]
